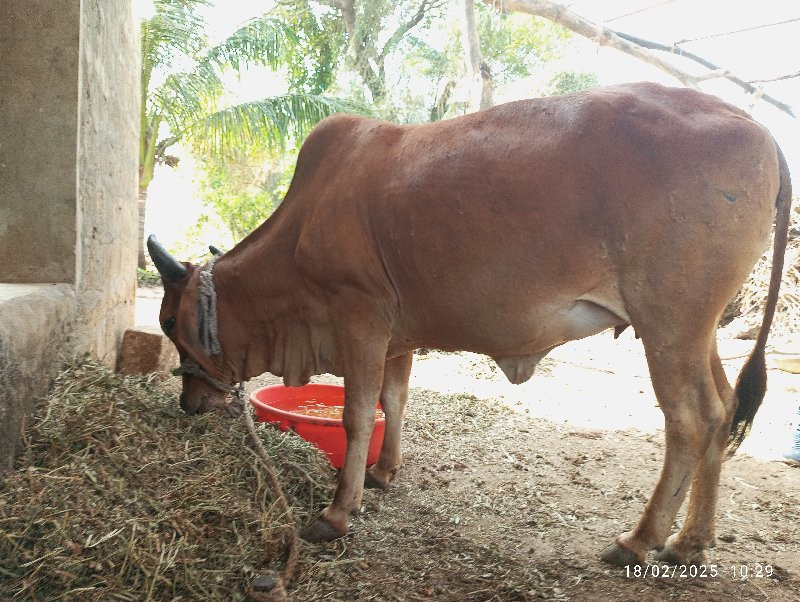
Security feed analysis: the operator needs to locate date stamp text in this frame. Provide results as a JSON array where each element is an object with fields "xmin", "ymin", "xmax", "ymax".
[{"xmin": 624, "ymin": 563, "xmax": 774, "ymax": 579}]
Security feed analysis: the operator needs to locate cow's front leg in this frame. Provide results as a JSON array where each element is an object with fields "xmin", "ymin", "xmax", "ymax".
[
  {"xmin": 366, "ymin": 351, "xmax": 414, "ymax": 489},
  {"xmin": 301, "ymin": 336, "xmax": 387, "ymax": 543}
]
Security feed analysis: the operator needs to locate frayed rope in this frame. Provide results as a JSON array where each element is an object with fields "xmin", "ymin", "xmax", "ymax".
[{"xmin": 197, "ymin": 256, "xmax": 221, "ymax": 356}]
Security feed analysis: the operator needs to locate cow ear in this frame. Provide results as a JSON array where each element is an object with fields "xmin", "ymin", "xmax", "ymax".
[
  {"xmin": 147, "ymin": 235, "xmax": 187, "ymax": 282},
  {"xmin": 209, "ymin": 244, "xmax": 225, "ymax": 257}
]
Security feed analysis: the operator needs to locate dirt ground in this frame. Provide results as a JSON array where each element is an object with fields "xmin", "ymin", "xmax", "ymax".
[
  {"xmin": 137, "ymin": 289, "xmax": 800, "ymax": 601},
  {"xmin": 243, "ymin": 334, "xmax": 800, "ymax": 601}
]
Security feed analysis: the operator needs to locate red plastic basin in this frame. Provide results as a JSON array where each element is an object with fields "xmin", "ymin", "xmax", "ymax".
[{"xmin": 250, "ymin": 384, "xmax": 384, "ymax": 469}]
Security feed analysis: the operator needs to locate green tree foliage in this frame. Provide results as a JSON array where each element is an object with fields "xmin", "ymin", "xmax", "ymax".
[
  {"xmin": 140, "ymin": 0, "xmax": 363, "ymax": 188},
  {"xmin": 199, "ymin": 151, "xmax": 296, "ymax": 242},
  {"xmin": 394, "ymin": 4, "xmax": 575, "ymax": 122},
  {"xmin": 137, "ymin": 0, "xmax": 362, "ymax": 265},
  {"xmin": 545, "ymin": 70, "xmax": 599, "ymax": 96},
  {"xmin": 269, "ymin": 0, "xmax": 449, "ymax": 120},
  {"xmin": 189, "ymin": 0, "xmax": 599, "ymax": 246},
  {"xmin": 476, "ymin": 5, "xmax": 570, "ymax": 86},
  {"xmin": 399, "ymin": 30, "xmax": 464, "ymax": 122},
  {"xmin": 338, "ymin": 0, "xmax": 448, "ymax": 107},
  {"xmin": 272, "ymin": 1, "xmax": 347, "ymax": 94}
]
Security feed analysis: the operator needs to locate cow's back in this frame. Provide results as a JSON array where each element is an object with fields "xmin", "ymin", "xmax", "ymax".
[{"xmin": 290, "ymin": 83, "xmax": 779, "ymax": 355}]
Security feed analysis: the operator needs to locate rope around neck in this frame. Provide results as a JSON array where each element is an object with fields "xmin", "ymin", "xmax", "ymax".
[{"xmin": 197, "ymin": 256, "xmax": 221, "ymax": 356}]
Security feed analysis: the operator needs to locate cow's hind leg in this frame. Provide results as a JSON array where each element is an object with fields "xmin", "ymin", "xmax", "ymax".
[
  {"xmin": 601, "ymin": 338, "xmax": 725, "ymax": 566},
  {"xmin": 653, "ymin": 344, "xmax": 736, "ymax": 564},
  {"xmin": 365, "ymin": 351, "xmax": 414, "ymax": 490}
]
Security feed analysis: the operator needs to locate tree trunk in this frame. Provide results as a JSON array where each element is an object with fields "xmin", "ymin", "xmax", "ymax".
[
  {"xmin": 430, "ymin": 79, "xmax": 457, "ymax": 121},
  {"xmin": 462, "ymin": 0, "xmax": 493, "ymax": 111},
  {"xmin": 137, "ymin": 188, "xmax": 148, "ymax": 269}
]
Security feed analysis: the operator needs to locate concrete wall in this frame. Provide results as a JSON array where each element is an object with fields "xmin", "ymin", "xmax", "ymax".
[
  {"xmin": 0, "ymin": 1, "xmax": 81, "ymax": 282},
  {"xmin": 0, "ymin": 0, "xmax": 139, "ymax": 469}
]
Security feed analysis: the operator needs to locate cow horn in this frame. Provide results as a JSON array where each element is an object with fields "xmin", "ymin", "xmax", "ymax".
[
  {"xmin": 147, "ymin": 235, "xmax": 187, "ymax": 282},
  {"xmin": 209, "ymin": 244, "xmax": 224, "ymax": 256}
]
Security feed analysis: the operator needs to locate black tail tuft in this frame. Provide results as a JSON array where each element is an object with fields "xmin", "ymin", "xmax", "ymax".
[{"xmin": 727, "ymin": 348, "xmax": 766, "ymax": 455}]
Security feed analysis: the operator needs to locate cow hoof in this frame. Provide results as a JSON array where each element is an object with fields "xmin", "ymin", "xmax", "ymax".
[
  {"xmin": 652, "ymin": 533, "xmax": 710, "ymax": 566},
  {"xmin": 300, "ymin": 515, "xmax": 348, "ymax": 543},
  {"xmin": 599, "ymin": 541, "xmax": 644, "ymax": 567},
  {"xmin": 364, "ymin": 470, "xmax": 388, "ymax": 490},
  {"xmin": 653, "ymin": 546, "xmax": 709, "ymax": 566},
  {"xmin": 364, "ymin": 465, "xmax": 397, "ymax": 490}
]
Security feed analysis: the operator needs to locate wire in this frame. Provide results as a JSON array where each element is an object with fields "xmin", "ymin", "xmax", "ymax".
[
  {"xmin": 749, "ymin": 71, "xmax": 800, "ymax": 84},
  {"xmin": 603, "ymin": 0, "xmax": 676, "ymax": 24},
  {"xmin": 675, "ymin": 16, "xmax": 800, "ymax": 45}
]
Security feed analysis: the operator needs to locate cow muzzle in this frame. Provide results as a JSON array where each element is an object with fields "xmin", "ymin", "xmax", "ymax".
[
  {"xmin": 179, "ymin": 387, "xmax": 246, "ymax": 417},
  {"xmin": 179, "ymin": 388, "xmax": 224, "ymax": 415},
  {"xmin": 173, "ymin": 357, "xmax": 245, "ymax": 416}
]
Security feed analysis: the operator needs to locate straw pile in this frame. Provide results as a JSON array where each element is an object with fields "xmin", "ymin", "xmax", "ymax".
[
  {"xmin": 724, "ymin": 207, "xmax": 800, "ymax": 334},
  {"xmin": 0, "ymin": 359, "xmax": 334, "ymax": 600}
]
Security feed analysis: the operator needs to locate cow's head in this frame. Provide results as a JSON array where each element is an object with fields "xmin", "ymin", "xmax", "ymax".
[{"xmin": 147, "ymin": 235, "xmax": 240, "ymax": 415}]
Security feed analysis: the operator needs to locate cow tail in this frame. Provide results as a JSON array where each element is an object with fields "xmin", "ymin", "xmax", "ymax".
[{"xmin": 727, "ymin": 142, "xmax": 792, "ymax": 455}]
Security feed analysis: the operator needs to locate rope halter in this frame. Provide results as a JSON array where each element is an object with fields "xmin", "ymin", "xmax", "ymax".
[
  {"xmin": 172, "ymin": 255, "xmax": 246, "ymax": 403},
  {"xmin": 172, "ymin": 357, "xmax": 244, "ymax": 401}
]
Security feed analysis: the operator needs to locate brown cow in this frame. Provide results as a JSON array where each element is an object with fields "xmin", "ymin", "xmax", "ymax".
[{"xmin": 148, "ymin": 82, "xmax": 791, "ymax": 567}]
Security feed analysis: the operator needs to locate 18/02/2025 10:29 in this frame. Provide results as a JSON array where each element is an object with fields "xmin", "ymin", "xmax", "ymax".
[{"xmin": 624, "ymin": 563, "xmax": 774, "ymax": 579}]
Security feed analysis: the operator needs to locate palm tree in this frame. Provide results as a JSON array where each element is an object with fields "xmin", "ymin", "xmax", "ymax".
[{"xmin": 138, "ymin": 0, "xmax": 360, "ymax": 266}]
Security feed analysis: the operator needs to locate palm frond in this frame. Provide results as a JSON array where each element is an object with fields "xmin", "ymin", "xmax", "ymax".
[
  {"xmin": 186, "ymin": 95, "xmax": 369, "ymax": 157},
  {"xmin": 203, "ymin": 15, "xmax": 299, "ymax": 72},
  {"xmin": 141, "ymin": 0, "xmax": 210, "ymax": 85},
  {"xmin": 152, "ymin": 62, "xmax": 225, "ymax": 134}
]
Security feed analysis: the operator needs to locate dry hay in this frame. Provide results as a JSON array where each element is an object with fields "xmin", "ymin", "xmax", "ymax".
[
  {"xmin": 0, "ymin": 358, "xmax": 335, "ymax": 601},
  {"xmin": 724, "ymin": 206, "xmax": 800, "ymax": 335}
]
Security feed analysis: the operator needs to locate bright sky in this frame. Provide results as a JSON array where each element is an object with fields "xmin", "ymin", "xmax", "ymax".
[{"xmin": 142, "ymin": 0, "xmax": 800, "ymax": 249}]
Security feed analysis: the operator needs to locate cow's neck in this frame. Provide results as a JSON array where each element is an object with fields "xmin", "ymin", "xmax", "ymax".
[{"xmin": 210, "ymin": 220, "xmax": 332, "ymax": 386}]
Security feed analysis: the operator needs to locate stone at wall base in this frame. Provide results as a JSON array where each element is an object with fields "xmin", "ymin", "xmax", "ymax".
[
  {"xmin": 0, "ymin": 284, "xmax": 77, "ymax": 472},
  {"xmin": 116, "ymin": 328, "xmax": 178, "ymax": 376}
]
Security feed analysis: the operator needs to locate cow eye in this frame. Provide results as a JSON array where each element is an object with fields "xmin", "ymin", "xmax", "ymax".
[{"xmin": 162, "ymin": 317, "xmax": 176, "ymax": 335}]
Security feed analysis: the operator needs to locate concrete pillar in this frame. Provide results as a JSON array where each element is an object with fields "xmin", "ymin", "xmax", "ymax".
[{"xmin": 73, "ymin": 0, "xmax": 140, "ymax": 358}]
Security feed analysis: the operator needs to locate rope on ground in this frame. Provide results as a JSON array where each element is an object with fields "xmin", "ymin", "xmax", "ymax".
[{"xmin": 243, "ymin": 406, "xmax": 300, "ymax": 602}]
